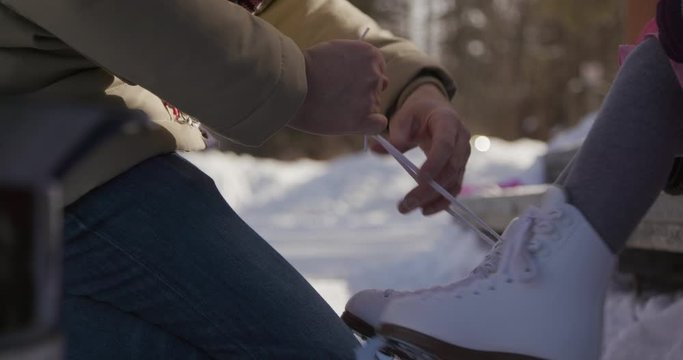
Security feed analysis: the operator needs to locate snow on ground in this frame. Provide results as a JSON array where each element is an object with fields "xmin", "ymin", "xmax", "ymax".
[{"xmin": 183, "ymin": 134, "xmax": 683, "ymax": 359}]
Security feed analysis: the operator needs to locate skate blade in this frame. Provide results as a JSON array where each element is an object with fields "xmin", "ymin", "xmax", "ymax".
[
  {"xmin": 342, "ymin": 311, "xmax": 376, "ymax": 339},
  {"xmin": 356, "ymin": 336, "xmax": 441, "ymax": 360},
  {"xmin": 380, "ymin": 324, "xmax": 543, "ymax": 360}
]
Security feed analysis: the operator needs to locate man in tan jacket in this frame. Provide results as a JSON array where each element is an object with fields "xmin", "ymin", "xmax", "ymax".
[{"xmin": 1, "ymin": 0, "xmax": 470, "ymax": 358}]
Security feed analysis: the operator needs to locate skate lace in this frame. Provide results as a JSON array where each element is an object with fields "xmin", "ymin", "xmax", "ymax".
[
  {"xmin": 400, "ymin": 238, "xmax": 506, "ymax": 297},
  {"xmin": 417, "ymin": 206, "xmax": 563, "ymax": 298},
  {"xmin": 385, "ymin": 207, "xmax": 563, "ymax": 299},
  {"xmin": 470, "ymin": 240, "xmax": 505, "ymax": 278}
]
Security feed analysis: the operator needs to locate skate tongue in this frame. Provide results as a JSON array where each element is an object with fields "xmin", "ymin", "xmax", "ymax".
[
  {"xmin": 480, "ymin": 186, "xmax": 567, "ymax": 281},
  {"xmin": 539, "ymin": 185, "xmax": 568, "ymax": 212},
  {"xmin": 496, "ymin": 187, "xmax": 567, "ymax": 282}
]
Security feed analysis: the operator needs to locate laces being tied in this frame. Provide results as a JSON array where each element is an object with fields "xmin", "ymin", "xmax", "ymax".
[
  {"xmin": 499, "ymin": 206, "xmax": 563, "ymax": 283},
  {"xmin": 372, "ymin": 135, "xmax": 501, "ymax": 247},
  {"xmin": 417, "ymin": 240, "xmax": 508, "ymax": 298},
  {"xmin": 471, "ymin": 240, "xmax": 504, "ymax": 278}
]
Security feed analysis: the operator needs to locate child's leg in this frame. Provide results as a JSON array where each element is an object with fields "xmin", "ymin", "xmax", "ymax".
[
  {"xmin": 557, "ymin": 37, "xmax": 683, "ymax": 253},
  {"xmin": 364, "ymin": 37, "xmax": 683, "ymax": 360}
]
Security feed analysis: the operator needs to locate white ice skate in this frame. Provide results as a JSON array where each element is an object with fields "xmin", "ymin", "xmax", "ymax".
[
  {"xmin": 343, "ymin": 227, "xmax": 510, "ymax": 338},
  {"xmin": 343, "ymin": 289, "xmax": 400, "ymax": 338},
  {"xmin": 364, "ymin": 186, "xmax": 616, "ymax": 360}
]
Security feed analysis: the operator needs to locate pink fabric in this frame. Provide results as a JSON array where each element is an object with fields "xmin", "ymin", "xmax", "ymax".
[{"xmin": 619, "ymin": 18, "xmax": 683, "ymax": 88}]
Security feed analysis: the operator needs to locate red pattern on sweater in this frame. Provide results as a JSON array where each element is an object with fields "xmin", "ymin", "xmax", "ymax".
[
  {"xmin": 233, "ymin": 0, "xmax": 263, "ymax": 13},
  {"xmin": 163, "ymin": 0, "xmax": 263, "ymax": 127}
]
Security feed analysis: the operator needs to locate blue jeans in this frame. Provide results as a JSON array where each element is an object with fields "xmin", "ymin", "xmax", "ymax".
[{"xmin": 62, "ymin": 154, "xmax": 358, "ymax": 359}]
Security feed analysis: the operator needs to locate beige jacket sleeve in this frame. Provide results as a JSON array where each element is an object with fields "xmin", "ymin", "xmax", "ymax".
[
  {"xmin": 1, "ymin": 0, "xmax": 307, "ymax": 146},
  {"xmin": 259, "ymin": 0, "xmax": 456, "ymax": 116}
]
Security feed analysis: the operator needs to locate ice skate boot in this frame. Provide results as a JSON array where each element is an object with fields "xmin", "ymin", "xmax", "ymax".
[
  {"xmin": 344, "ymin": 222, "xmax": 514, "ymax": 338},
  {"xmin": 343, "ymin": 289, "xmax": 401, "ymax": 338},
  {"xmin": 373, "ymin": 186, "xmax": 616, "ymax": 360}
]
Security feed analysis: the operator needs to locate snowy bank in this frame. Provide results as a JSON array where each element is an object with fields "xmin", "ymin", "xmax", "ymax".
[{"xmin": 184, "ymin": 136, "xmax": 683, "ymax": 359}]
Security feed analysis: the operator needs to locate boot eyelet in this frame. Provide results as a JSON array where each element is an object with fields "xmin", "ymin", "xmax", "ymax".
[
  {"xmin": 489, "ymin": 286, "xmax": 496, "ymax": 291},
  {"xmin": 473, "ymin": 291, "xmax": 480, "ymax": 295},
  {"xmin": 506, "ymin": 278, "xmax": 514, "ymax": 283}
]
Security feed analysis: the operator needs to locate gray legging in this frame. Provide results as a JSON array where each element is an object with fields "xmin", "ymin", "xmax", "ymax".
[{"xmin": 555, "ymin": 37, "xmax": 683, "ymax": 253}]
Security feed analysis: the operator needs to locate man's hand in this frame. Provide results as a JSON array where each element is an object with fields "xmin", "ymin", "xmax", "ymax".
[
  {"xmin": 370, "ymin": 83, "xmax": 471, "ymax": 216},
  {"xmin": 288, "ymin": 40, "xmax": 389, "ymax": 135}
]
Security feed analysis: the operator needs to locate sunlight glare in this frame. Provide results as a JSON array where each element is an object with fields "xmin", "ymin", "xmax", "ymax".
[{"xmin": 473, "ymin": 135, "xmax": 491, "ymax": 152}]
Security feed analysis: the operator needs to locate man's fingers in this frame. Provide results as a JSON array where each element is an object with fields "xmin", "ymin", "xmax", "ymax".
[
  {"xmin": 398, "ymin": 160, "xmax": 466, "ymax": 214},
  {"xmin": 423, "ymin": 169, "xmax": 461, "ymax": 202},
  {"xmin": 452, "ymin": 127, "xmax": 472, "ymax": 170},
  {"xmin": 379, "ymin": 74, "xmax": 389, "ymax": 92},
  {"xmin": 422, "ymin": 170, "xmax": 464, "ymax": 213},
  {"xmin": 291, "ymin": 40, "xmax": 392, "ymax": 136},
  {"xmin": 388, "ymin": 109, "xmax": 417, "ymax": 152},
  {"xmin": 365, "ymin": 113, "xmax": 388, "ymax": 134},
  {"xmin": 418, "ymin": 110, "xmax": 460, "ymax": 180},
  {"xmin": 368, "ymin": 138, "xmax": 389, "ymax": 154},
  {"xmin": 422, "ymin": 197, "xmax": 452, "ymax": 216},
  {"xmin": 398, "ymin": 187, "xmax": 421, "ymax": 214},
  {"xmin": 399, "ymin": 183, "xmax": 449, "ymax": 214},
  {"xmin": 398, "ymin": 167, "xmax": 459, "ymax": 213},
  {"xmin": 419, "ymin": 136, "xmax": 454, "ymax": 181}
]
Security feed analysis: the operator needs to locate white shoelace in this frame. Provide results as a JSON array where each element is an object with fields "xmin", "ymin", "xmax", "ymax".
[
  {"xmin": 372, "ymin": 135, "xmax": 500, "ymax": 247},
  {"xmin": 379, "ymin": 230, "xmax": 506, "ymax": 299},
  {"xmin": 360, "ymin": 29, "xmax": 496, "ymax": 245},
  {"xmin": 371, "ymin": 134, "xmax": 567, "ymax": 298},
  {"xmin": 392, "ymin": 206, "xmax": 564, "ymax": 299}
]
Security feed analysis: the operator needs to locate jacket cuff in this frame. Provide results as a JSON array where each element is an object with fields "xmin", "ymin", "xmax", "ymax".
[
  {"xmin": 395, "ymin": 75, "xmax": 452, "ymax": 110},
  {"xmin": 379, "ymin": 44, "xmax": 456, "ymax": 117}
]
